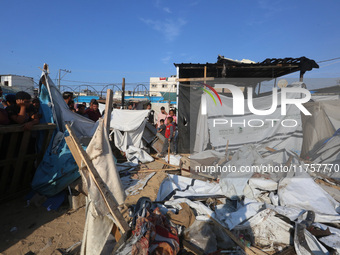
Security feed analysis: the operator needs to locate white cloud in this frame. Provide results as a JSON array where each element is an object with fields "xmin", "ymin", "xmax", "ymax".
[
  {"xmin": 140, "ymin": 18, "xmax": 187, "ymax": 42},
  {"xmin": 163, "ymin": 7, "xmax": 172, "ymax": 14},
  {"xmin": 161, "ymin": 55, "xmax": 171, "ymax": 64}
]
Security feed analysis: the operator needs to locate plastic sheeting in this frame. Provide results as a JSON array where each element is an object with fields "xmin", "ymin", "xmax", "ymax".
[
  {"xmin": 81, "ymin": 119, "xmax": 125, "ymax": 255},
  {"xmin": 278, "ymin": 172, "xmax": 340, "ymax": 215},
  {"xmin": 219, "ymin": 145, "xmax": 267, "ymax": 199},
  {"xmin": 32, "ymin": 71, "xmax": 97, "ymax": 197},
  {"xmin": 194, "ymin": 83, "xmax": 305, "ymax": 154},
  {"xmin": 156, "ymin": 174, "xmax": 224, "ymax": 201},
  {"xmin": 111, "ymin": 109, "xmax": 153, "ymax": 163},
  {"xmin": 300, "ymin": 100, "xmax": 340, "ymax": 158}
]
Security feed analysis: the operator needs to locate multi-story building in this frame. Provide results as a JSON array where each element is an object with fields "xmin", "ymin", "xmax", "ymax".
[
  {"xmin": 149, "ymin": 75, "xmax": 177, "ymax": 97},
  {"xmin": 0, "ymin": 74, "xmax": 35, "ymax": 94}
]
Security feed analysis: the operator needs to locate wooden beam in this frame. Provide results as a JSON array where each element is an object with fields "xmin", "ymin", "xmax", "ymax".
[
  {"xmin": 204, "ymin": 65, "xmax": 207, "ymax": 84},
  {"xmin": 0, "ymin": 123, "xmax": 56, "ymax": 134},
  {"xmin": 65, "ymin": 124, "xmax": 130, "ymax": 233},
  {"xmin": 176, "ymin": 77, "xmax": 215, "ymax": 82},
  {"xmin": 122, "ymin": 78, "xmax": 125, "ymax": 108},
  {"xmin": 137, "ymin": 167, "xmax": 179, "ymax": 173},
  {"xmin": 208, "ymin": 216, "xmax": 268, "ymax": 255},
  {"xmin": 65, "ymin": 136, "xmax": 83, "ymax": 168},
  {"xmin": 104, "ymin": 89, "xmax": 113, "ymax": 136},
  {"xmin": 10, "ymin": 131, "xmax": 31, "ymax": 193}
]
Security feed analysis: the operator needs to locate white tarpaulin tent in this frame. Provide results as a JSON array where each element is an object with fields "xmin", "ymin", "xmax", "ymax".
[
  {"xmin": 194, "ymin": 83, "xmax": 306, "ymax": 155},
  {"xmin": 111, "ymin": 109, "xmax": 153, "ymax": 163},
  {"xmin": 81, "ymin": 119, "xmax": 126, "ymax": 255}
]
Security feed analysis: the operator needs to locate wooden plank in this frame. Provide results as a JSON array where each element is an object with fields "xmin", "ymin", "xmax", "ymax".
[
  {"xmin": 65, "ymin": 136, "xmax": 82, "ymax": 168},
  {"xmin": 37, "ymin": 129, "xmax": 54, "ymax": 164},
  {"xmin": 137, "ymin": 167, "xmax": 179, "ymax": 173},
  {"xmin": 9, "ymin": 131, "xmax": 31, "ymax": 193},
  {"xmin": 22, "ymin": 157, "xmax": 36, "ymax": 188},
  {"xmin": 111, "ymin": 224, "xmax": 122, "ymax": 242},
  {"xmin": 208, "ymin": 216, "xmax": 268, "ymax": 255},
  {"xmin": 10, "ymin": 131, "xmax": 31, "ymax": 192},
  {"xmin": 154, "ymin": 158, "xmax": 179, "ymax": 168},
  {"xmin": 0, "ymin": 133, "xmax": 19, "ymax": 195},
  {"xmin": 182, "ymin": 239, "xmax": 205, "ymax": 255},
  {"xmin": 65, "ymin": 124, "xmax": 130, "ymax": 233},
  {"xmin": 0, "ymin": 123, "xmax": 56, "ymax": 134},
  {"xmin": 176, "ymin": 77, "xmax": 214, "ymax": 82},
  {"xmin": 0, "ymin": 154, "xmax": 36, "ymax": 167},
  {"xmin": 315, "ymin": 179, "xmax": 340, "ymax": 191},
  {"xmin": 104, "ymin": 89, "xmax": 113, "ymax": 136}
]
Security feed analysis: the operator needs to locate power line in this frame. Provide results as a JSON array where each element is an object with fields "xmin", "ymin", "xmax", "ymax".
[{"xmin": 317, "ymin": 57, "xmax": 340, "ymax": 63}]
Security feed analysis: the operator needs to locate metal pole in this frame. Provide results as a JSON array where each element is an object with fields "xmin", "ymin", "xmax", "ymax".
[
  {"xmin": 122, "ymin": 78, "xmax": 125, "ymax": 108},
  {"xmin": 58, "ymin": 69, "xmax": 61, "ymax": 91}
]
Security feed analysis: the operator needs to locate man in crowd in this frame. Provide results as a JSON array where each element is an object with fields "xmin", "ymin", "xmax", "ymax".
[
  {"xmin": 6, "ymin": 91, "xmax": 39, "ymax": 130},
  {"xmin": 156, "ymin": 106, "xmax": 167, "ymax": 128},
  {"xmin": 32, "ymin": 98, "xmax": 43, "ymax": 119},
  {"xmin": 146, "ymin": 103, "xmax": 155, "ymax": 125},
  {"xmin": 85, "ymin": 100, "xmax": 102, "ymax": 121},
  {"xmin": 77, "ymin": 104, "xmax": 89, "ymax": 118},
  {"xmin": 3, "ymin": 94, "xmax": 16, "ymax": 108},
  {"xmin": 63, "ymin": 91, "xmax": 73, "ymax": 106}
]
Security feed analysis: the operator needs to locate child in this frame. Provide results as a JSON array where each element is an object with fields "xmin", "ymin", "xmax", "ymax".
[
  {"xmin": 157, "ymin": 119, "xmax": 166, "ymax": 137},
  {"xmin": 157, "ymin": 117, "xmax": 175, "ymax": 157}
]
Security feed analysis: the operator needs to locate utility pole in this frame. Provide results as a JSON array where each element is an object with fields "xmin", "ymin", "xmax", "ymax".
[
  {"xmin": 58, "ymin": 69, "xmax": 72, "ymax": 91},
  {"xmin": 122, "ymin": 78, "xmax": 125, "ymax": 108}
]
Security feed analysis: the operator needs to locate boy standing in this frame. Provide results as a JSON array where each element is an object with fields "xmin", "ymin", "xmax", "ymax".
[
  {"xmin": 157, "ymin": 116, "xmax": 175, "ymax": 157},
  {"xmin": 157, "ymin": 119, "xmax": 166, "ymax": 137}
]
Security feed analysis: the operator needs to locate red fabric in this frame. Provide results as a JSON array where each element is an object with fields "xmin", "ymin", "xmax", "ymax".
[
  {"xmin": 131, "ymin": 207, "xmax": 180, "ymax": 255},
  {"xmin": 164, "ymin": 123, "xmax": 174, "ymax": 138}
]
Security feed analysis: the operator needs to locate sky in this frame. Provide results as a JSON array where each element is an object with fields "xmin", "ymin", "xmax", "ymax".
[{"xmin": 1, "ymin": 0, "xmax": 340, "ymax": 91}]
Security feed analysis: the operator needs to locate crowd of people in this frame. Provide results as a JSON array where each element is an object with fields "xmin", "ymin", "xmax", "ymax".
[
  {"xmin": 63, "ymin": 92, "xmax": 102, "ymax": 122},
  {"xmin": 0, "ymin": 89, "xmax": 40, "ymax": 130},
  {"xmin": 0, "ymin": 88, "xmax": 179, "ymax": 156}
]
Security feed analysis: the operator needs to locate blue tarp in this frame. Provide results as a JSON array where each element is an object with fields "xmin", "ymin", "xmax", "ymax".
[{"xmin": 31, "ymin": 83, "xmax": 80, "ymax": 197}]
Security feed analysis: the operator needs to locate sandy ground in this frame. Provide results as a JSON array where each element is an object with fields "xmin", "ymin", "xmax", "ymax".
[
  {"xmin": 0, "ymin": 159, "xmax": 177, "ymax": 255},
  {"xmin": 0, "ymin": 196, "xmax": 85, "ymax": 255}
]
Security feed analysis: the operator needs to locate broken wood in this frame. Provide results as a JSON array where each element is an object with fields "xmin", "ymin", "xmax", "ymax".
[
  {"xmin": 65, "ymin": 124, "xmax": 130, "ymax": 234},
  {"xmin": 137, "ymin": 167, "xmax": 179, "ymax": 173},
  {"xmin": 176, "ymin": 77, "xmax": 215, "ymax": 82},
  {"xmin": 315, "ymin": 178, "xmax": 340, "ymax": 191},
  {"xmin": 208, "ymin": 216, "xmax": 269, "ymax": 255},
  {"xmin": 103, "ymin": 89, "xmax": 113, "ymax": 136},
  {"xmin": 154, "ymin": 158, "xmax": 179, "ymax": 168}
]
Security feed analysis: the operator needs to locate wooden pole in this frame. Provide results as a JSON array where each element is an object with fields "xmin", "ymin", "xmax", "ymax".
[
  {"xmin": 167, "ymin": 138, "xmax": 170, "ymax": 164},
  {"xmin": 122, "ymin": 78, "xmax": 125, "ymax": 108},
  {"xmin": 299, "ymin": 71, "xmax": 304, "ymax": 82},
  {"xmin": 65, "ymin": 124, "xmax": 130, "ymax": 233},
  {"xmin": 104, "ymin": 89, "xmax": 113, "ymax": 136},
  {"xmin": 204, "ymin": 66, "xmax": 207, "ymax": 84}
]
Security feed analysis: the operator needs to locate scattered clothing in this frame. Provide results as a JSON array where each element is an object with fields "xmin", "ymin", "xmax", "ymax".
[
  {"xmin": 132, "ymin": 207, "xmax": 180, "ymax": 255},
  {"xmin": 166, "ymin": 203, "xmax": 196, "ymax": 228}
]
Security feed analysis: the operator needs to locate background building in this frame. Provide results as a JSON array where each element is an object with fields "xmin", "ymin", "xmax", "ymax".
[
  {"xmin": 0, "ymin": 74, "xmax": 35, "ymax": 95},
  {"xmin": 149, "ymin": 75, "xmax": 177, "ymax": 97}
]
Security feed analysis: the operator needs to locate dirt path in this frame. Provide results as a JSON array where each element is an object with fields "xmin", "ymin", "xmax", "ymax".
[{"xmin": 0, "ymin": 196, "xmax": 85, "ymax": 255}]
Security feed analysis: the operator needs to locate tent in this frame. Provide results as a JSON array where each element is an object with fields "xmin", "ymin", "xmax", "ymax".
[
  {"xmin": 300, "ymin": 100, "xmax": 340, "ymax": 158},
  {"xmin": 31, "ymin": 69, "xmax": 97, "ymax": 197},
  {"xmin": 193, "ymin": 82, "xmax": 306, "ymax": 155}
]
